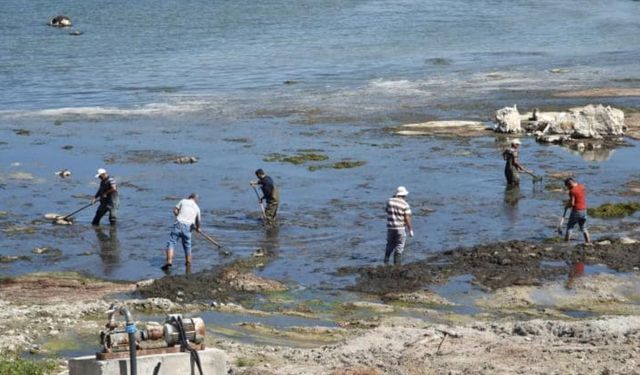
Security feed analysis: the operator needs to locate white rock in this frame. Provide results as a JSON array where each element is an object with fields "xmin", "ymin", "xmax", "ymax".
[
  {"xmin": 535, "ymin": 105, "xmax": 624, "ymax": 139},
  {"xmin": 536, "ymin": 134, "xmax": 570, "ymax": 144},
  {"xmin": 494, "ymin": 105, "xmax": 522, "ymax": 133},
  {"xmin": 619, "ymin": 237, "xmax": 638, "ymax": 245},
  {"xmin": 135, "ymin": 279, "xmax": 155, "ymax": 288}
]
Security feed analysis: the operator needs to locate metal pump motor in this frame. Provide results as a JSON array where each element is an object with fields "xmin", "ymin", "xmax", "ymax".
[{"xmin": 98, "ymin": 306, "xmax": 206, "ymax": 360}]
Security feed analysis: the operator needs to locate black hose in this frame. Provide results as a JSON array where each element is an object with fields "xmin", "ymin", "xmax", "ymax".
[
  {"xmin": 171, "ymin": 316, "xmax": 203, "ymax": 375},
  {"xmin": 126, "ymin": 322, "xmax": 137, "ymax": 375}
]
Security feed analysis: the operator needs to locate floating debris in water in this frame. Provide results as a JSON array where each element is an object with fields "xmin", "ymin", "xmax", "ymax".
[
  {"xmin": 13, "ymin": 129, "xmax": 30, "ymax": 136},
  {"xmin": 174, "ymin": 156, "xmax": 198, "ymax": 164},
  {"xmin": 55, "ymin": 169, "xmax": 71, "ymax": 178}
]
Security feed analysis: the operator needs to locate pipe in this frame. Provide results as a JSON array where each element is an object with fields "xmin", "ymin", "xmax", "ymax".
[
  {"xmin": 110, "ymin": 305, "xmax": 137, "ymax": 375},
  {"xmin": 120, "ymin": 306, "xmax": 137, "ymax": 375}
]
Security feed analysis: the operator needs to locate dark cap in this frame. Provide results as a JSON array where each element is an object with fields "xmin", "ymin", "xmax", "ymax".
[
  {"xmin": 255, "ymin": 168, "xmax": 265, "ymax": 176},
  {"xmin": 188, "ymin": 193, "xmax": 198, "ymax": 199}
]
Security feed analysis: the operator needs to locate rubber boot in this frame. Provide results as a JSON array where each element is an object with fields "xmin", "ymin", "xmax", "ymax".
[
  {"xmin": 393, "ymin": 252, "xmax": 402, "ymax": 265},
  {"xmin": 383, "ymin": 256, "xmax": 390, "ymax": 265}
]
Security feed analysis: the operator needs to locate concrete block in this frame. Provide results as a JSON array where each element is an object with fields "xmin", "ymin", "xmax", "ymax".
[{"xmin": 68, "ymin": 348, "xmax": 227, "ymax": 375}]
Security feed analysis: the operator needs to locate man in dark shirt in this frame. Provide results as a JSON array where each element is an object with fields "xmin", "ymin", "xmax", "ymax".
[
  {"xmin": 251, "ymin": 169, "xmax": 279, "ymax": 225},
  {"xmin": 502, "ymin": 139, "xmax": 527, "ymax": 186},
  {"xmin": 92, "ymin": 168, "xmax": 119, "ymax": 226}
]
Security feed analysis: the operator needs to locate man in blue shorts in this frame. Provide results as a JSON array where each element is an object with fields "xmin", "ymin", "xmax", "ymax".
[{"xmin": 162, "ymin": 193, "xmax": 201, "ymax": 271}]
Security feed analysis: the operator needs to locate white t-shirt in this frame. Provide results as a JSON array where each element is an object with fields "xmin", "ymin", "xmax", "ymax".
[{"xmin": 175, "ymin": 199, "xmax": 201, "ymax": 226}]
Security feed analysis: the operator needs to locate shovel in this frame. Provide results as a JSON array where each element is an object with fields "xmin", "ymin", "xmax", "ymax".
[
  {"xmin": 198, "ymin": 230, "xmax": 231, "ymax": 256},
  {"xmin": 557, "ymin": 207, "xmax": 568, "ymax": 235},
  {"xmin": 250, "ymin": 184, "xmax": 267, "ymax": 222}
]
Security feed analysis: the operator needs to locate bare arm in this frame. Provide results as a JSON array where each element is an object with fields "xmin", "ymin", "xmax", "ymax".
[
  {"xmin": 513, "ymin": 155, "xmax": 526, "ymax": 172},
  {"xmin": 565, "ymin": 193, "xmax": 575, "ymax": 209},
  {"xmin": 404, "ymin": 212, "xmax": 412, "ymax": 233}
]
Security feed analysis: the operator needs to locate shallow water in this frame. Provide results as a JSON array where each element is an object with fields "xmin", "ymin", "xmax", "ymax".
[{"xmin": 2, "ymin": 117, "xmax": 639, "ymax": 288}]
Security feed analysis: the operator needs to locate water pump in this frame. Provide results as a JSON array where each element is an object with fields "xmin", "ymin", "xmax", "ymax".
[{"xmin": 97, "ymin": 305, "xmax": 205, "ymax": 360}]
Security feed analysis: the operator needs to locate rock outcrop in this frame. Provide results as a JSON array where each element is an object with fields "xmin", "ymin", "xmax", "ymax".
[
  {"xmin": 494, "ymin": 105, "xmax": 522, "ymax": 133},
  {"xmin": 522, "ymin": 104, "xmax": 625, "ymax": 142},
  {"xmin": 395, "ymin": 121, "xmax": 488, "ymax": 137}
]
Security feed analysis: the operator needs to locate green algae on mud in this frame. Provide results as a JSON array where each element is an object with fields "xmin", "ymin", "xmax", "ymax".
[
  {"xmin": 0, "ymin": 353, "xmax": 57, "ymax": 375},
  {"xmin": 235, "ymin": 356, "xmax": 259, "ymax": 367},
  {"xmin": 307, "ymin": 160, "xmax": 366, "ymax": 171},
  {"xmin": 263, "ymin": 152, "xmax": 329, "ymax": 165},
  {"xmin": 588, "ymin": 202, "xmax": 640, "ymax": 218}
]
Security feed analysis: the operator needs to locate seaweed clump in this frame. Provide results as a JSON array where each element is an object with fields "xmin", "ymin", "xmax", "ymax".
[
  {"xmin": 263, "ymin": 152, "xmax": 329, "ymax": 165},
  {"xmin": 308, "ymin": 160, "xmax": 366, "ymax": 171},
  {"xmin": 587, "ymin": 202, "xmax": 640, "ymax": 218}
]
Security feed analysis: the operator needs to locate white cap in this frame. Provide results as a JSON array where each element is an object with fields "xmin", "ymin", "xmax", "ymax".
[
  {"xmin": 396, "ymin": 186, "xmax": 409, "ymax": 196},
  {"xmin": 95, "ymin": 168, "xmax": 107, "ymax": 178},
  {"xmin": 511, "ymin": 139, "xmax": 521, "ymax": 145}
]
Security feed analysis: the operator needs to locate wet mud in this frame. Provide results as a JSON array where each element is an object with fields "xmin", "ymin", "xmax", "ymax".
[
  {"xmin": 341, "ymin": 239, "xmax": 640, "ymax": 294},
  {"xmin": 137, "ymin": 255, "xmax": 283, "ymax": 303}
]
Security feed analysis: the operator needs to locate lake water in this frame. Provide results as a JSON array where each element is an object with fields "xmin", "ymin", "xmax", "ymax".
[{"xmin": 1, "ymin": 0, "xmax": 640, "ymax": 290}]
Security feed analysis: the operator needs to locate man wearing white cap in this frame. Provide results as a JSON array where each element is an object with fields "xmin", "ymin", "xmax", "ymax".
[
  {"xmin": 91, "ymin": 168, "xmax": 119, "ymax": 226},
  {"xmin": 385, "ymin": 186, "xmax": 413, "ymax": 265},
  {"xmin": 502, "ymin": 139, "xmax": 527, "ymax": 186}
]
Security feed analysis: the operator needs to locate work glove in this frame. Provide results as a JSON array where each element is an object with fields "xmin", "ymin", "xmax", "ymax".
[{"xmin": 409, "ymin": 230, "xmax": 414, "ymax": 237}]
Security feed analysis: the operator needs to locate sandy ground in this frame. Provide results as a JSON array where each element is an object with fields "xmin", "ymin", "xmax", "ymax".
[
  {"xmin": 221, "ymin": 315, "xmax": 640, "ymax": 375},
  {"xmin": 553, "ymin": 88, "xmax": 640, "ymax": 98},
  {"xmin": 221, "ymin": 270, "xmax": 640, "ymax": 375},
  {"xmin": 2, "ymin": 256, "xmax": 640, "ymax": 375},
  {"xmin": 626, "ymin": 112, "xmax": 640, "ymax": 140}
]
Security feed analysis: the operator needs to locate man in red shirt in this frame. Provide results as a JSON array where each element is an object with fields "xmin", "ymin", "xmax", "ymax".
[{"xmin": 564, "ymin": 178, "xmax": 591, "ymax": 243}]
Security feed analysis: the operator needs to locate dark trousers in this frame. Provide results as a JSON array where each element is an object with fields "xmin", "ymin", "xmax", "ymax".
[
  {"xmin": 265, "ymin": 201, "xmax": 278, "ymax": 224},
  {"xmin": 505, "ymin": 167, "xmax": 520, "ymax": 186},
  {"xmin": 92, "ymin": 203, "xmax": 117, "ymax": 225}
]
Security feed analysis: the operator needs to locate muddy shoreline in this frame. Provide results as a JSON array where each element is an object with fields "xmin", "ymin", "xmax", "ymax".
[
  {"xmin": 341, "ymin": 238, "xmax": 640, "ymax": 294},
  {"xmin": 2, "ymin": 235, "xmax": 640, "ymax": 374}
]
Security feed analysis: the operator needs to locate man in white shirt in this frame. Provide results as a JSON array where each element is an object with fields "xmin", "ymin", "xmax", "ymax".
[{"xmin": 162, "ymin": 193, "xmax": 201, "ymax": 271}]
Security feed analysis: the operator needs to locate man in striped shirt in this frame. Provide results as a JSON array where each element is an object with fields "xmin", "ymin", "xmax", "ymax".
[
  {"xmin": 385, "ymin": 186, "xmax": 413, "ymax": 265},
  {"xmin": 92, "ymin": 168, "xmax": 119, "ymax": 226}
]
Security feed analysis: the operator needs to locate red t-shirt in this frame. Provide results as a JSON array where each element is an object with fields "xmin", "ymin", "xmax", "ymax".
[{"xmin": 569, "ymin": 184, "xmax": 587, "ymax": 210}]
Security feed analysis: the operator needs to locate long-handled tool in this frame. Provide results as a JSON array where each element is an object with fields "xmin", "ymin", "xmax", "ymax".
[
  {"xmin": 523, "ymin": 170, "xmax": 543, "ymax": 183},
  {"xmin": 46, "ymin": 201, "xmax": 95, "ymax": 223},
  {"xmin": 61, "ymin": 201, "xmax": 95, "ymax": 221},
  {"xmin": 198, "ymin": 230, "xmax": 231, "ymax": 256},
  {"xmin": 250, "ymin": 184, "xmax": 267, "ymax": 221},
  {"xmin": 557, "ymin": 207, "xmax": 568, "ymax": 235}
]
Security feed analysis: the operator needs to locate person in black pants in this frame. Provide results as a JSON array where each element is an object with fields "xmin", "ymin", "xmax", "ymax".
[
  {"xmin": 91, "ymin": 168, "xmax": 119, "ymax": 226},
  {"xmin": 251, "ymin": 169, "xmax": 279, "ymax": 225}
]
